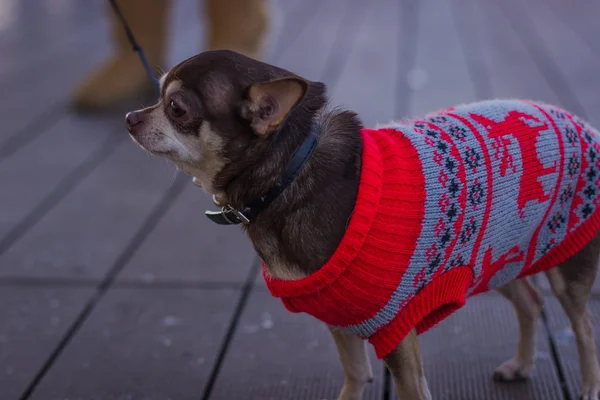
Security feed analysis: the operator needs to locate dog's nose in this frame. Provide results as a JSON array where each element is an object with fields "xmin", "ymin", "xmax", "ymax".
[{"xmin": 126, "ymin": 111, "xmax": 143, "ymax": 132}]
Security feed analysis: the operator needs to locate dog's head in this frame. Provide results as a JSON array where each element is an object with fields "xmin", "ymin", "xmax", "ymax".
[{"xmin": 125, "ymin": 50, "xmax": 324, "ymax": 194}]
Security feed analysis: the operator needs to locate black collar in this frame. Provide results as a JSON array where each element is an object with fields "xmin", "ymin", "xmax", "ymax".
[{"xmin": 202, "ymin": 130, "xmax": 319, "ymax": 225}]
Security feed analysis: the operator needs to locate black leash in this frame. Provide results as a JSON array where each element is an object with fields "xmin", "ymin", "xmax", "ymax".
[{"xmin": 108, "ymin": 0, "xmax": 160, "ymax": 95}]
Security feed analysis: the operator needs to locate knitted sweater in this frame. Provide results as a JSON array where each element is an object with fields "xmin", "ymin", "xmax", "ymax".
[{"xmin": 263, "ymin": 99, "xmax": 600, "ymax": 359}]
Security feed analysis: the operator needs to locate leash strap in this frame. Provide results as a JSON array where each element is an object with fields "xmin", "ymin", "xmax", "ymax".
[{"xmin": 108, "ymin": 0, "xmax": 160, "ymax": 95}]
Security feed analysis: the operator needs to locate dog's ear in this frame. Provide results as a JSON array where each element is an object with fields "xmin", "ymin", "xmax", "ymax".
[{"xmin": 242, "ymin": 77, "xmax": 309, "ymax": 137}]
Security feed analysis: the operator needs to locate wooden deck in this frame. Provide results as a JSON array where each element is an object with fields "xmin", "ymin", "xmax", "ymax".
[{"xmin": 1, "ymin": 0, "xmax": 600, "ymax": 399}]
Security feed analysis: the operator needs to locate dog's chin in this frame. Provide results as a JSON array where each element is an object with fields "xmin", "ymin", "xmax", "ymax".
[
  {"xmin": 129, "ymin": 134, "xmax": 177, "ymax": 158},
  {"xmin": 149, "ymin": 149, "xmax": 177, "ymax": 157}
]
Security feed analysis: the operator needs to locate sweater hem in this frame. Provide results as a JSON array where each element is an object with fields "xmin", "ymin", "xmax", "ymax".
[
  {"xmin": 368, "ymin": 266, "xmax": 474, "ymax": 359},
  {"xmin": 518, "ymin": 206, "xmax": 600, "ymax": 280}
]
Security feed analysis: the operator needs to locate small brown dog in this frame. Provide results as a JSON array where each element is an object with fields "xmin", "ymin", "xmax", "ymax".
[{"xmin": 126, "ymin": 50, "xmax": 600, "ymax": 400}]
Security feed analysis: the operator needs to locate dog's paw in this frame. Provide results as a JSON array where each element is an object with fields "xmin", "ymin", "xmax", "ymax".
[
  {"xmin": 579, "ymin": 380, "xmax": 600, "ymax": 400},
  {"xmin": 337, "ymin": 375, "xmax": 373, "ymax": 400},
  {"xmin": 337, "ymin": 386, "xmax": 366, "ymax": 400},
  {"xmin": 492, "ymin": 359, "xmax": 534, "ymax": 382}
]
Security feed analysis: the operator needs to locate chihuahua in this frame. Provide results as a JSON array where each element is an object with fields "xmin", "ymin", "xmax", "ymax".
[{"xmin": 126, "ymin": 50, "xmax": 600, "ymax": 400}]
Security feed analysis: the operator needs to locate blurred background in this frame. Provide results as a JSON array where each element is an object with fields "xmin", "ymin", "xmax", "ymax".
[{"xmin": 1, "ymin": 0, "xmax": 600, "ymax": 399}]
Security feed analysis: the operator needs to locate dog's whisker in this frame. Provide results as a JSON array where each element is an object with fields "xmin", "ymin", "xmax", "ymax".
[{"xmin": 169, "ymin": 169, "xmax": 178, "ymax": 185}]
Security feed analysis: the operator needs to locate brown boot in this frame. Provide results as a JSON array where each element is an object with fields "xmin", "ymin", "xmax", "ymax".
[
  {"xmin": 204, "ymin": 0, "xmax": 270, "ymax": 60},
  {"xmin": 72, "ymin": 0, "xmax": 170, "ymax": 111}
]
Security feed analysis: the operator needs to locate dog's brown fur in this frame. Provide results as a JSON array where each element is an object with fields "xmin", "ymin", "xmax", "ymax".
[{"xmin": 126, "ymin": 50, "xmax": 600, "ymax": 400}]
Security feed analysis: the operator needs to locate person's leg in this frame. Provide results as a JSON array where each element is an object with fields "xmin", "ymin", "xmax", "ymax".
[
  {"xmin": 72, "ymin": 0, "xmax": 169, "ymax": 111},
  {"xmin": 204, "ymin": 0, "xmax": 270, "ymax": 60}
]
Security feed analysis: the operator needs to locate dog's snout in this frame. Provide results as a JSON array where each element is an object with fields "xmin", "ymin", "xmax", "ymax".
[{"xmin": 126, "ymin": 111, "xmax": 144, "ymax": 132}]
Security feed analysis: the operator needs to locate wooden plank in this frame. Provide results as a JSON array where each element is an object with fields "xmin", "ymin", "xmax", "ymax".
[
  {"xmin": 393, "ymin": 0, "xmax": 420, "ymax": 119},
  {"xmin": 0, "ymin": 43, "xmax": 111, "ymax": 144},
  {"xmin": 0, "ymin": 141, "xmax": 177, "ymax": 280},
  {"xmin": 209, "ymin": 289, "xmax": 385, "ymax": 400},
  {"xmin": 0, "ymin": 286, "xmax": 93, "ymax": 400},
  {"xmin": 409, "ymin": 0, "xmax": 476, "ymax": 117},
  {"xmin": 471, "ymin": 0, "xmax": 560, "ymax": 105},
  {"xmin": 492, "ymin": 0, "xmax": 590, "ymax": 122},
  {"xmin": 0, "ymin": 116, "xmax": 118, "ymax": 240},
  {"xmin": 449, "ymin": 0, "xmax": 492, "ymax": 100},
  {"xmin": 328, "ymin": 0, "xmax": 398, "ymax": 127},
  {"xmin": 0, "ymin": 1, "xmax": 103, "ymax": 55},
  {"xmin": 513, "ymin": 0, "xmax": 600, "ymax": 126},
  {"xmin": 319, "ymin": 0, "xmax": 375, "ymax": 89},
  {"xmin": 544, "ymin": 0, "xmax": 600, "ymax": 58},
  {"xmin": 116, "ymin": 183, "xmax": 256, "ymax": 284},
  {"xmin": 275, "ymin": 0, "xmax": 355, "ymax": 82},
  {"xmin": 0, "ymin": 18, "xmax": 107, "ymax": 87},
  {"xmin": 27, "ymin": 287, "xmax": 239, "ymax": 400}
]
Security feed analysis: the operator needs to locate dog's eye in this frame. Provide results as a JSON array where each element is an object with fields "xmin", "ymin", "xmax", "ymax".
[{"xmin": 169, "ymin": 101, "xmax": 186, "ymax": 118}]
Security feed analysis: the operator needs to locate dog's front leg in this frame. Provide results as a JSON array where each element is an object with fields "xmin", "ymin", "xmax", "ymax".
[
  {"xmin": 328, "ymin": 325, "xmax": 373, "ymax": 400},
  {"xmin": 384, "ymin": 329, "xmax": 432, "ymax": 400}
]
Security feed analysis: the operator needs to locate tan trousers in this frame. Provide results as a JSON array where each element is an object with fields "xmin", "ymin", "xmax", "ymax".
[{"xmin": 72, "ymin": 0, "xmax": 269, "ymax": 110}]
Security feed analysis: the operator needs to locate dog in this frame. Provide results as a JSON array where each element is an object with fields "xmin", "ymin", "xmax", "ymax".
[{"xmin": 125, "ymin": 50, "xmax": 600, "ymax": 400}]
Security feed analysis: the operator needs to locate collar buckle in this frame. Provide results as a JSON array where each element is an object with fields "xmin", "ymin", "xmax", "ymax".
[
  {"xmin": 200, "ymin": 190, "xmax": 251, "ymax": 225},
  {"xmin": 204, "ymin": 202, "xmax": 251, "ymax": 225},
  {"xmin": 199, "ymin": 129, "xmax": 319, "ymax": 227},
  {"xmin": 225, "ymin": 206, "xmax": 251, "ymax": 224}
]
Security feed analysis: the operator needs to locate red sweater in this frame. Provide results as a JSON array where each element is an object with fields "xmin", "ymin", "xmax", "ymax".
[{"xmin": 263, "ymin": 100, "xmax": 600, "ymax": 358}]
